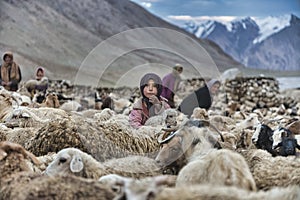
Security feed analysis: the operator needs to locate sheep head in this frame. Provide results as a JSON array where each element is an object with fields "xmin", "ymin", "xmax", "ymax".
[
  {"xmin": 279, "ymin": 137, "xmax": 299, "ymax": 156},
  {"xmin": 252, "ymin": 124, "xmax": 279, "ymax": 156},
  {"xmin": 252, "ymin": 124, "xmax": 273, "ymax": 147},
  {"xmin": 155, "ymin": 120, "xmax": 220, "ymax": 168},
  {"xmin": 191, "ymin": 107, "xmax": 208, "ymax": 120},
  {"xmin": 43, "ymin": 92, "xmax": 60, "ymax": 108},
  {"xmin": 45, "ymin": 148, "xmax": 85, "ymax": 176},
  {"xmin": 162, "ymin": 109, "xmax": 178, "ymax": 127},
  {"xmin": 99, "ymin": 174, "xmax": 176, "ymax": 200},
  {"xmin": 272, "ymin": 127, "xmax": 293, "ymax": 149}
]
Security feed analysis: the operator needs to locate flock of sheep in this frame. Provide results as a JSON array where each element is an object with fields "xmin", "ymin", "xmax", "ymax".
[{"xmin": 0, "ymin": 77, "xmax": 300, "ymax": 200}]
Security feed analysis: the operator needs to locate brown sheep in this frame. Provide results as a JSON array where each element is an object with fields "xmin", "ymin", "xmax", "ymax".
[
  {"xmin": 156, "ymin": 184, "xmax": 300, "ymax": 200},
  {"xmin": 0, "ymin": 141, "xmax": 40, "ymax": 186},
  {"xmin": 239, "ymin": 149, "xmax": 300, "ymax": 190},
  {"xmin": 0, "ymin": 142, "xmax": 115, "ymax": 200},
  {"xmin": 155, "ymin": 120, "xmax": 256, "ymax": 191}
]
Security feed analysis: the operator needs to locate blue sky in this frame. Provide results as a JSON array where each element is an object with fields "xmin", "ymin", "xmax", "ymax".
[{"xmin": 131, "ymin": 0, "xmax": 300, "ymax": 25}]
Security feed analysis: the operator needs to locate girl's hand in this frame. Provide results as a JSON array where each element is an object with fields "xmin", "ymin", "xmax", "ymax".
[{"xmin": 149, "ymin": 95, "xmax": 161, "ymax": 105}]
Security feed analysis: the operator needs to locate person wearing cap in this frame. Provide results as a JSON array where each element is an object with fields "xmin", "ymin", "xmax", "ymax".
[
  {"xmin": 178, "ymin": 79, "xmax": 221, "ymax": 117},
  {"xmin": 129, "ymin": 73, "xmax": 170, "ymax": 128},
  {"xmin": 0, "ymin": 51, "xmax": 22, "ymax": 91},
  {"xmin": 161, "ymin": 64, "xmax": 183, "ymax": 108}
]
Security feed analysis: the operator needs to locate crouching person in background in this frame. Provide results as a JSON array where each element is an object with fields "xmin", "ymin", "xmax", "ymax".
[
  {"xmin": 0, "ymin": 51, "xmax": 22, "ymax": 91},
  {"xmin": 25, "ymin": 66, "xmax": 49, "ymax": 103}
]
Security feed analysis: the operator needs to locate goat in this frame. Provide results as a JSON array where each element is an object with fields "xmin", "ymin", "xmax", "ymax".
[
  {"xmin": 273, "ymin": 129, "xmax": 300, "ymax": 156},
  {"xmin": 252, "ymin": 124, "xmax": 277, "ymax": 156}
]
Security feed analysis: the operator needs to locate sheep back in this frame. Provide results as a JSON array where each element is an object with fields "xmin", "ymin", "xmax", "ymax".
[
  {"xmin": 176, "ymin": 149, "xmax": 256, "ymax": 191},
  {"xmin": 103, "ymin": 156, "xmax": 163, "ymax": 179},
  {"xmin": 1, "ymin": 173, "xmax": 116, "ymax": 200},
  {"xmin": 240, "ymin": 149, "xmax": 300, "ymax": 190},
  {"xmin": 27, "ymin": 119, "xmax": 87, "ymax": 156}
]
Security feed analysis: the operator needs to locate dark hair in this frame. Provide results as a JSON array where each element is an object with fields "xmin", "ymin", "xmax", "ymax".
[{"xmin": 139, "ymin": 73, "xmax": 163, "ymax": 98}]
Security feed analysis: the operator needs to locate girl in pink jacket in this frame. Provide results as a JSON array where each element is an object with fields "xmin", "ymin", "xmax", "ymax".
[{"xmin": 129, "ymin": 73, "xmax": 170, "ymax": 129}]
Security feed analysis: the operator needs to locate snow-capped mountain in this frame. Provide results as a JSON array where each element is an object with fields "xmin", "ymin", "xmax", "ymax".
[{"xmin": 184, "ymin": 14, "xmax": 300, "ymax": 71}]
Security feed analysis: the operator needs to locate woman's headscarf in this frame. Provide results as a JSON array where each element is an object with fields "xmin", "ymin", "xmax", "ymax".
[
  {"xmin": 206, "ymin": 79, "xmax": 221, "ymax": 90},
  {"xmin": 35, "ymin": 66, "xmax": 45, "ymax": 80}
]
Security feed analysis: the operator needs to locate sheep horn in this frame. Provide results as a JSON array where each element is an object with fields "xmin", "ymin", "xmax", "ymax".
[
  {"xmin": 162, "ymin": 126, "xmax": 178, "ymax": 132},
  {"xmin": 208, "ymin": 123, "xmax": 225, "ymax": 142},
  {"xmin": 0, "ymin": 148, "xmax": 8, "ymax": 161},
  {"xmin": 157, "ymin": 131, "xmax": 178, "ymax": 144}
]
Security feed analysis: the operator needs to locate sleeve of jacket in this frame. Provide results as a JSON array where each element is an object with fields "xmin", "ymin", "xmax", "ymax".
[
  {"xmin": 17, "ymin": 65, "xmax": 22, "ymax": 82},
  {"xmin": 155, "ymin": 101, "xmax": 171, "ymax": 115},
  {"xmin": 0, "ymin": 65, "xmax": 2, "ymax": 83},
  {"xmin": 129, "ymin": 109, "xmax": 143, "ymax": 129}
]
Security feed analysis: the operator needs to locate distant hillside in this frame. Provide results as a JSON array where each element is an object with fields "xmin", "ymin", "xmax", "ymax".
[
  {"xmin": 0, "ymin": 0, "xmax": 252, "ymax": 87},
  {"xmin": 184, "ymin": 14, "xmax": 300, "ymax": 72}
]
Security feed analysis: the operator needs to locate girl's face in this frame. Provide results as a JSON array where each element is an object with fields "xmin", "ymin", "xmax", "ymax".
[
  {"xmin": 210, "ymin": 83, "xmax": 220, "ymax": 95},
  {"xmin": 143, "ymin": 79, "xmax": 158, "ymax": 98},
  {"xmin": 36, "ymin": 70, "xmax": 44, "ymax": 80},
  {"xmin": 4, "ymin": 55, "xmax": 12, "ymax": 63}
]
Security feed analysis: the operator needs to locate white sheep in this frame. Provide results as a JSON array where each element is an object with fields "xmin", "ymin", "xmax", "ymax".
[
  {"xmin": 44, "ymin": 147, "xmax": 108, "ymax": 179},
  {"xmin": 45, "ymin": 148, "xmax": 163, "ymax": 180}
]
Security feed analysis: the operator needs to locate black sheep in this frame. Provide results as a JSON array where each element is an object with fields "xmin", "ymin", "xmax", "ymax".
[
  {"xmin": 252, "ymin": 124, "xmax": 278, "ymax": 156},
  {"xmin": 274, "ymin": 130, "xmax": 300, "ymax": 156}
]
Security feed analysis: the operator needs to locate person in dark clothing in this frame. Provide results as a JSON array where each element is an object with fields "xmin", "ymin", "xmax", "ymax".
[
  {"xmin": 0, "ymin": 52, "xmax": 22, "ymax": 91},
  {"xmin": 178, "ymin": 79, "xmax": 221, "ymax": 117}
]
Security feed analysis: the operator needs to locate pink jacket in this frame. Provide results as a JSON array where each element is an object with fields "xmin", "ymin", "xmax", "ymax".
[{"xmin": 129, "ymin": 98, "xmax": 170, "ymax": 129}]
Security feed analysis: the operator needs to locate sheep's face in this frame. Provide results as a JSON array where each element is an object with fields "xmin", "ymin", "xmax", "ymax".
[
  {"xmin": 241, "ymin": 115, "xmax": 260, "ymax": 129},
  {"xmin": 191, "ymin": 108, "xmax": 208, "ymax": 120},
  {"xmin": 272, "ymin": 128, "xmax": 292, "ymax": 149},
  {"xmin": 252, "ymin": 124, "xmax": 273, "ymax": 148},
  {"xmin": 101, "ymin": 175, "xmax": 174, "ymax": 200},
  {"xmin": 44, "ymin": 92, "xmax": 60, "ymax": 108},
  {"xmin": 155, "ymin": 136, "xmax": 183, "ymax": 168},
  {"xmin": 164, "ymin": 109, "xmax": 178, "ymax": 127},
  {"xmin": 281, "ymin": 138, "xmax": 297, "ymax": 156},
  {"xmin": 45, "ymin": 150, "xmax": 84, "ymax": 176}
]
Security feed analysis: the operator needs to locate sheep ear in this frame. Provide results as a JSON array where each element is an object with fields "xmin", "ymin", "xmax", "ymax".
[
  {"xmin": 70, "ymin": 155, "xmax": 84, "ymax": 173},
  {"xmin": 0, "ymin": 149, "xmax": 8, "ymax": 161},
  {"xmin": 192, "ymin": 138, "xmax": 200, "ymax": 145}
]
